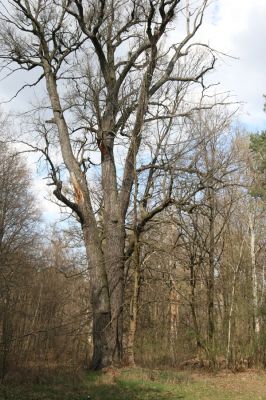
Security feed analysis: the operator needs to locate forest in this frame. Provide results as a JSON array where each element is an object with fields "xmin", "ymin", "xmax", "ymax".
[{"xmin": 0, "ymin": 1, "xmax": 265, "ymax": 399}]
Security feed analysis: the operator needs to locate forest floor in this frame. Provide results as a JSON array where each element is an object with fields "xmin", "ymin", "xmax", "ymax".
[{"xmin": 0, "ymin": 367, "xmax": 265, "ymax": 399}]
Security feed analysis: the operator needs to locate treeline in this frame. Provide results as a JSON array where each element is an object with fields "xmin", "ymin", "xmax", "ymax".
[
  {"xmin": 1, "ymin": 113, "xmax": 265, "ymax": 381},
  {"xmin": 125, "ymin": 113, "xmax": 266, "ymax": 370},
  {"xmin": 0, "ymin": 144, "xmax": 90, "ymax": 381},
  {"xmin": 0, "ymin": 0, "xmax": 265, "ymax": 380}
]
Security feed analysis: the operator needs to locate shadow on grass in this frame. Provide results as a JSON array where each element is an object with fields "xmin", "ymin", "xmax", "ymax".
[
  {"xmin": 0, "ymin": 381, "xmax": 185, "ymax": 400},
  {"xmin": 0, "ymin": 371, "xmax": 187, "ymax": 400},
  {"xmin": 86, "ymin": 379, "xmax": 185, "ymax": 400},
  {"xmin": 0, "ymin": 382, "xmax": 88, "ymax": 400}
]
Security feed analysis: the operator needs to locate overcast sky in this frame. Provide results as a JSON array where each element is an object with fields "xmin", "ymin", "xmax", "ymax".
[{"xmin": 1, "ymin": 0, "xmax": 266, "ymax": 222}]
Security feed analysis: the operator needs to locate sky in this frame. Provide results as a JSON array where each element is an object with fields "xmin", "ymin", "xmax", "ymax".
[
  {"xmin": 202, "ymin": 0, "xmax": 266, "ymax": 130},
  {"xmin": 1, "ymin": 0, "xmax": 265, "ymax": 127},
  {"xmin": 1, "ymin": 0, "xmax": 266, "ymax": 223}
]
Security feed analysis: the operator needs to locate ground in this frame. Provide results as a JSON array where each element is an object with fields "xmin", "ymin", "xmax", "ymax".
[{"xmin": 0, "ymin": 368, "xmax": 265, "ymax": 399}]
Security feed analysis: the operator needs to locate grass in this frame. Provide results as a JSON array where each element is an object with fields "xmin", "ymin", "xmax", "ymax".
[{"xmin": 0, "ymin": 368, "xmax": 266, "ymax": 399}]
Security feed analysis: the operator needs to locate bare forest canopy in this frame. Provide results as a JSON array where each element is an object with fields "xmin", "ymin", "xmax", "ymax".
[{"xmin": 0, "ymin": 0, "xmax": 265, "ymax": 380}]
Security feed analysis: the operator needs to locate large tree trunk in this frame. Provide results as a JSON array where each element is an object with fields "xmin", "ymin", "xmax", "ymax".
[
  {"xmin": 103, "ymin": 220, "xmax": 125, "ymax": 364},
  {"xmin": 100, "ymin": 120, "xmax": 125, "ymax": 364},
  {"xmin": 82, "ymin": 218, "xmax": 125, "ymax": 369},
  {"xmin": 44, "ymin": 67, "xmax": 125, "ymax": 369},
  {"xmin": 82, "ymin": 226, "xmax": 113, "ymax": 369}
]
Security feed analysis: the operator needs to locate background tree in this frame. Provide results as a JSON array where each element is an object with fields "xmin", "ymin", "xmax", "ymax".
[
  {"xmin": 250, "ymin": 131, "xmax": 266, "ymax": 198},
  {"xmin": 0, "ymin": 142, "xmax": 39, "ymax": 380}
]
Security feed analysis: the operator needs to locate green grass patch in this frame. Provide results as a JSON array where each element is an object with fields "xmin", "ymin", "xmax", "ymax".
[{"xmin": 0, "ymin": 368, "xmax": 265, "ymax": 399}]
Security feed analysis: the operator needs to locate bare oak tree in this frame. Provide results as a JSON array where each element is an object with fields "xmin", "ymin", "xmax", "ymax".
[{"xmin": 0, "ymin": 0, "xmax": 218, "ymax": 368}]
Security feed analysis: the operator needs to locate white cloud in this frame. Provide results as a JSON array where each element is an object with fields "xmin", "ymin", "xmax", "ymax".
[
  {"xmin": 202, "ymin": 0, "xmax": 266, "ymax": 130},
  {"xmin": 165, "ymin": 0, "xmax": 266, "ymax": 129}
]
